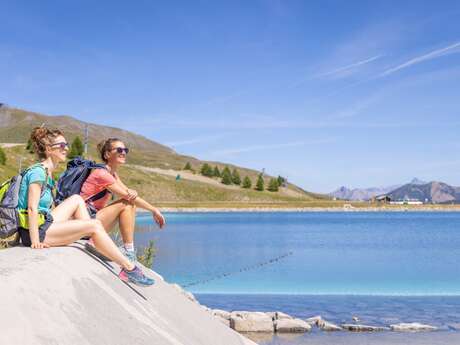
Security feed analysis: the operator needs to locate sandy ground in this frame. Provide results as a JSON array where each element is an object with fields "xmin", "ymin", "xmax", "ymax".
[{"xmin": 0, "ymin": 143, "xmax": 24, "ymax": 148}]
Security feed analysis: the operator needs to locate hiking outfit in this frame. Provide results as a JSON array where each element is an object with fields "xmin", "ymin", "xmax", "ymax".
[
  {"xmin": 80, "ymin": 168, "xmax": 115, "ymax": 218},
  {"xmin": 17, "ymin": 164, "xmax": 55, "ymax": 247}
]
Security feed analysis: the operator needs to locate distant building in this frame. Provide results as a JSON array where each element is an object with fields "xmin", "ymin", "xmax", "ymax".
[
  {"xmin": 390, "ymin": 198, "xmax": 423, "ymax": 205},
  {"xmin": 373, "ymin": 195, "xmax": 391, "ymax": 204}
]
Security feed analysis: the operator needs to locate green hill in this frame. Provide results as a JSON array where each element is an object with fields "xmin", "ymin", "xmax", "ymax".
[{"xmin": 0, "ymin": 105, "xmax": 332, "ymax": 207}]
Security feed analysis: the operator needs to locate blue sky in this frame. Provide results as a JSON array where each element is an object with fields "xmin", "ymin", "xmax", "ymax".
[{"xmin": 1, "ymin": 0, "xmax": 460, "ymax": 192}]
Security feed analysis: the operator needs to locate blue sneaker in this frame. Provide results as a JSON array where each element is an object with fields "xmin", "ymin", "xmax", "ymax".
[
  {"xmin": 119, "ymin": 245, "xmax": 137, "ymax": 264},
  {"xmin": 119, "ymin": 266, "xmax": 155, "ymax": 286}
]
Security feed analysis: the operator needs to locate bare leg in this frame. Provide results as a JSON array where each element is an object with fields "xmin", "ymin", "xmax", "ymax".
[
  {"xmin": 51, "ymin": 194, "xmax": 90, "ymax": 222},
  {"xmin": 44, "ymin": 219, "xmax": 134, "ymax": 271},
  {"xmin": 96, "ymin": 199, "xmax": 136, "ymax": 244}
]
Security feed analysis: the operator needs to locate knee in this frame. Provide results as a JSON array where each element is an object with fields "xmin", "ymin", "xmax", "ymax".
[
  {"xmin": 121, "ymin": 199, "xmax": 136, "ymax": 210},
  {"xmin": 89, "ymin": 219, "xmax": 104, "ymax": 234},
  {"xmin": 69, "ymin": 194, "xmax": 85, "ymax": 205}
]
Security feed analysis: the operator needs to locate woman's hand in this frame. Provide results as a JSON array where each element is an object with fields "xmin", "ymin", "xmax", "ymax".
[
  {"xmin": 152, "ymin": 208, "xmax": 166, "ymax": 229},
  {"xmin": 126, "ymin": 189, "xmax": 138, "ymax": 201},
  {"xmin": 31, "ymin": 242, "xmax": 49, "ymax": 249}
]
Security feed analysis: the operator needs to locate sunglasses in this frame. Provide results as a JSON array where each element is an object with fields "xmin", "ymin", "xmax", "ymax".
[
  {"xmin": 112, "ymin": 147, "xmax": 129, "ymax": 154},
  {"xmin": 50, "ymin": 142, "xmax": 69, "ymax": 149}
]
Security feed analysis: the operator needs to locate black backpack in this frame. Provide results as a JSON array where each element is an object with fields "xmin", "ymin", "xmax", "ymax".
[{"xmin": 55, "ymin": 157, "xmax": 108, "ymax": 206}]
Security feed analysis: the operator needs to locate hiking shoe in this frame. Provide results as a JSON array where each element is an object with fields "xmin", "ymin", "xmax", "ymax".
[
  {"xmin": 119, "ymin": 266, "xmax": 155, "ymax": 286},
  {"xmin": 119, "ymin": 245, "xmax": 137, "ymax": 264}
]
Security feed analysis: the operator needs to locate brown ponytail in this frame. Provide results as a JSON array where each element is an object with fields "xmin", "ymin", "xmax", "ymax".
[
  {"xmin": 97, "ymin": 138, "xmax": 122, "ymax": 163},
  {"xmin": 30, "ymin": 126, "xmax": 64, "ymax": 160}
]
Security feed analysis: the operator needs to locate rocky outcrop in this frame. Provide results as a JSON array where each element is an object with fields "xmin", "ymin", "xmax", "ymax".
[
  {"xmin": 274, "ymin": 318, "xmax": 312, "ymax": 333},
  {"xmin": 0, "ymin": 246, "xmax": 255, "ymax": 345},
  {"xmin": 230, "ymin": 311, "xmax": 274, "ymax": 333},
  {"xmin": 390, "ymin": 323, "xmax": 438, "ymax": 332},
  {"xmin": 341, "ymin": 324, "xmax": 388, "ymax": 332}
]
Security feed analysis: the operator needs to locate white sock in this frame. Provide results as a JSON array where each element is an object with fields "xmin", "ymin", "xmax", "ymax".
[{"xmin": 124, "ymin": 242, "xmax": 134, "ymax": 251}]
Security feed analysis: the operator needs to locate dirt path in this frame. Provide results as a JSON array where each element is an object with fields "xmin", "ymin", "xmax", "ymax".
[{"xmin": 0, "ymin": 143, "xmax": 24, "ymax": 148}]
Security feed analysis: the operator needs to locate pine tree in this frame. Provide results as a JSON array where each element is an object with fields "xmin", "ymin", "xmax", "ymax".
[
  {"xmin": 268, "ymin": 178, "xmax": 279, "ymax": 192},
  {"xmin": 255, "ymin": 174, "xmax": 264, "ymax": 191},
  {"xmin": 26, "ymin": 138, "xmax": 35, "ymax": 153},
  {"xmin": 213, "ymin": 166, "xmax": 221, "ymax": 178},
  {"xmin": 0, "ymin": 146, "xmax": 6, "ymax": 165},
  {"xmin": 242, "ymin": 176, "xmax": 252, "ymax": 189},
  {"xmin": 231, "ymin": 168, "xmax": 241, "ymax": 185},
  {"xmin": 221, "ymin": 166, "xmax": 233, "ymax": 185},
  {"xmin": 68, "ymin": 136, "xmax": 84, "ymax": 159},
  {"xmin": 277, "ymin": 175, "xmax": 286, "ymax": 187},
  {"xmin": 200, "ymin": 163, "xmax": 213, "ymax": 177},
  {"xmin": 184, "ymin": 162, "xmax": 192, "ymax": 170}
]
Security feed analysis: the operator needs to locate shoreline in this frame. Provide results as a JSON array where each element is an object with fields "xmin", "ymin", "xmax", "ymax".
[{"xmin": 138, "ymin": 206, "xmax": 460, "ymax": 213}]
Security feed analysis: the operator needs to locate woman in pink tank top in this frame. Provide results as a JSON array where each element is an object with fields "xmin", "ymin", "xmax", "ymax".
[{"xmin": 80, "ymin": 138, "xmax": 165, "ymax": 261}]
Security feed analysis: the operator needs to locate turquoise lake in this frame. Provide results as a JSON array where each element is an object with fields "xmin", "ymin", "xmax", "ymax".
[
  {"xmin": 135, "ymin": 212, "xmax": 460, "ymax": 296},
  {"xmin": 134, "ymin": 212, "xmax": 460, "ymax": 344}
]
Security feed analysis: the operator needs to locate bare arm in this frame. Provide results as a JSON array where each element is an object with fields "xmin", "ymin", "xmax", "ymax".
[
  {"xmin": 106, "ymin": 180, "xmax": 165, "ymax": 228},
  {"xmin": 27, "ymin": 183, "xmax": 49, "ymax": 249}
]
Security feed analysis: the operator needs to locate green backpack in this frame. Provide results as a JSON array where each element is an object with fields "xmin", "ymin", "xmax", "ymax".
[{"xmin": 0, "ymin": 164, "xmax": 47, "ymax": 239}]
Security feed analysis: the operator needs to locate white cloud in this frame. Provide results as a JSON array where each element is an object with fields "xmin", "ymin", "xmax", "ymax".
[
  {"xmin": 316, "ymin": 55, "xmax": 382, "ymax": 79},
  {"xmin": 379, "ymin": 41, "xmax": 460, "ymax": 77}
]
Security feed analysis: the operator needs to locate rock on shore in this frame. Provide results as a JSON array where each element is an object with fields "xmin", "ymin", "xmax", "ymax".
[{"xmin": 0, "ymin": 245, "xmax": 255, "ymax": 345}]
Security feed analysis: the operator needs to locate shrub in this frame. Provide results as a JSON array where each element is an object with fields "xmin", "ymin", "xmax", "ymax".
[
  {"xmin": 242, "ymin": 176, "xmax": 252, "ymax": 189},
  {"xmin": 0, "ymin": 146, "xmax": 6, "ymax": 165},
  {"xmin": 26, "ymin": 138, "xmax": 35, "ymax": 153},
  {"xmin": 184, "ymin": 162, "xmax": 192, "ymax": 170},
  {"xmin": 136, "ymin": 240, "xmax": 156, "ymax": 268},
  {"xmin": 277, "ymin": 175, "xmax": 286, "ymax": 187}
]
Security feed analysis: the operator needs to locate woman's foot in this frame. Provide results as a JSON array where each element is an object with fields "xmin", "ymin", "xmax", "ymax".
[{"xmin": 119, "ymin": 266, "xmax": 155, "ymax": 286}]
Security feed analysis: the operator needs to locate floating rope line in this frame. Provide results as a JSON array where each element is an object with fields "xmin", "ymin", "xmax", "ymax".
[{"xmin": 181, "ymin": 251, "xmax": 294, "ymax": 288}]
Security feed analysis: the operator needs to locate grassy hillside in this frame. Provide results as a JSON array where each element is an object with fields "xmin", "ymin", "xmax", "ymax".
[{"xmin": 0, "ymin": 105, "xmax": 330, "ymax": 206}]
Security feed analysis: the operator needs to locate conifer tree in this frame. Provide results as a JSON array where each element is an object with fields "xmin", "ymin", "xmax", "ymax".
[
  {"xmin": 268, "ymin": 178, "xmax": 279, "ymax": 192},
  {"xmin": 26, "ymin": 138, "xmax": 35, "ymax": 153},
  {"xmin": 213, "ymin": 166, "xmax": 221, "ymax": 177},
  {"xmin": 221, "ymin": 166, "xmax": 232, "ymax": 185},
  {"xmin": 0, "ymin": 146, "xmax": 6, "ymax": 165},
  {"xmin": 255, "ymin": 174, "xmax": 264, "ymax": 191},
  {"xmin": 68, "ymin": 136, "xmax": 84, "ymax": 159},
  {"xmin": 231, "ymin": 168, "xmax": 241, "ymax": 185},
  {"xmin": 184, "ymin": 162, "xmax": 192, "ymax": 170},
  {"xmin": 200, "ymin": 163, "xmax": 213, "ymax": 177},
  {"xmin": 277, "ymin": 175, "xmax": 286, "ymax": 187},
  {"xmin": 242, "ymin": 176, "xmax": 252, "ymax": 189}
]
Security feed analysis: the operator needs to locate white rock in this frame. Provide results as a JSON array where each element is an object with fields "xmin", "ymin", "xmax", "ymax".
[
  {"xmin": 266, "ymin": 311, "xmax": 293, "ymax": 321},
  {"xmin": 230, "ymin": 311, "xmax": 274, "ymax": 333},
  {"xmin": 390, "ymin": 322, "xmax": 437, "ymax": 332},
  {"xmin": 213, "ymin": 309, "xmax": 231, "ymax": 320},
  {"xmin": 305, "ymin": 315, "xmax": 323, "ymax": 326},
  {"xmin": 275, "ymin": 318, "xmax": 312, "ymax": 333},
  {"xmin": 341, "ymin": 324, "xmax": 388, "ymax": 332},
  {"xmin": 215, "ymin": 316, "xmax": 231, "ymax": 327},
  {"xmin": 318, "ymin": 320, "xmax": 342, "ymax": 331}
]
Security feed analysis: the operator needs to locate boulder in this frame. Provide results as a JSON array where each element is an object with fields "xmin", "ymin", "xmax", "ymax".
[
  {"xmin": 274, "ymin": 318, "xmax": 312, "ymax": 333},
  {"xmin": 390, "ymin": 323, "xmax": 437, "ymax": 332},
  {"xmin": 0, "ymin": 246, "xmax": 257, "ymax": 345},
  {"xmin": 216, "ymin": 316, "xmax": 231, "ymax": 327},
  {"xmin": 230, "ymin": 311, "xmax": 274, "ymax": 333},
  {"xmin": 266, "ymin": 311, "xmax": 293, "ymax": 321},
  {"xmin": 213, "ymin": 309, "xmax": 231, "ymax": 320},
  {"xmin": 341, "ymin": 324, "xmax": 388, "ymax": 332},
  {"xmin": 305, "ymin": 315, "xmax": 323, "ymax": 326},
  {"xmin": 318, "ymin": 319, "xmax": 342, "ymax": 331}
]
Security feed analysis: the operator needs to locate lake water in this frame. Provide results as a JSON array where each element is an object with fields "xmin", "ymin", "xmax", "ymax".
[{"xmin": 134, "ymin": 212, "xmax": 460, "ymax": 344}]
